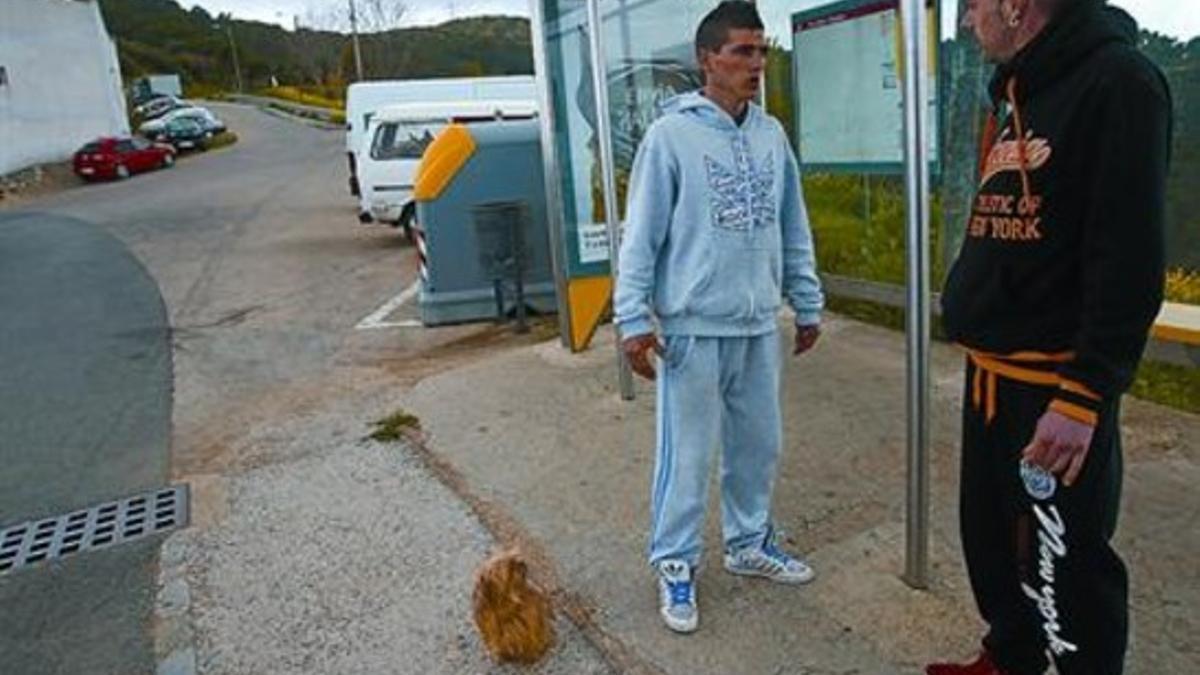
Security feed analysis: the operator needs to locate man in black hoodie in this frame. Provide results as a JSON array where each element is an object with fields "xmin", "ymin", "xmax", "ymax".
[{"xmin": 930, "ymin": 1, "xmax": 1172, "ymax": 674}]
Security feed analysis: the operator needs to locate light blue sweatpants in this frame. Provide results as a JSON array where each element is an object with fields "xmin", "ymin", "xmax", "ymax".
[{"xmin": 648, "ymin": 331, "xmax": 783, "ymax": 567}]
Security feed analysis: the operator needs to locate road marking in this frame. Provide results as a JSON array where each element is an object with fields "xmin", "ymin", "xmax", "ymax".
[{"xmin": 355, "ymin": 281, "xmax": 422, "ymax": 330}]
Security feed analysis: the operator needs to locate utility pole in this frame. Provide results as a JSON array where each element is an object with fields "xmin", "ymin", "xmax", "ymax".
[
  {"xmin": 348, "ymin": 0, "xmax": 364, "ymax": 81},
  {"xmin": 215, "ymin": 22, "xmax": 244, "ymax": 93}
]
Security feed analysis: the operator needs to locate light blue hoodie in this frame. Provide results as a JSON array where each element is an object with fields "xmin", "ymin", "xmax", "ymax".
[{"xmin": 614, "ymin": 91, "xmax": 823, "ymax": 339}]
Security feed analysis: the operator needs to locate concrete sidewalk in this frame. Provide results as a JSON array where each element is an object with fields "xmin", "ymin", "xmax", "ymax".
[
  {"xmin": 399, "ymin": 315, "xmax": 1200, "ymax": 674},
  {"xmin": 155, "ymin": 364, "xmax": 614, "ymax": 675}
]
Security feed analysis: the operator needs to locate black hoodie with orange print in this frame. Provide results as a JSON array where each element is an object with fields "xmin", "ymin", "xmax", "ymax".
[{"xmin": 941, "ymin": 0, "xmax": 1173, "ymax": 427}]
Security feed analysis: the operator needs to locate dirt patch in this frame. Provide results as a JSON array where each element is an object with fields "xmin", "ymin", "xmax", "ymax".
[
  {"xmin": 0, "ymin": 162, "xmax": 82, "ymax": 204},
  {"xmin": 372, "ymin": 319, "xmax": 561, "ymax": 384},
  {"xmin": 187, "ymin": 472, "xmax": 230, "ymax": 529},
  {"xmin": 174, "ymin": 322, "xmax": 559, "ymax": 478}
]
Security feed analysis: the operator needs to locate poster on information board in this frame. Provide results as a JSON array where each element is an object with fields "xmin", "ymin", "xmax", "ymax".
[{"xmin": 792, "ymin": 0, "xmax": 939, "ymax": 174}]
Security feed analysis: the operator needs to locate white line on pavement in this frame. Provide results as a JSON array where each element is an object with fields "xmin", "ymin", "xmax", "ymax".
[{"xmin": 355, "ymin": 281, "xmax": 421, "ymax": 330}]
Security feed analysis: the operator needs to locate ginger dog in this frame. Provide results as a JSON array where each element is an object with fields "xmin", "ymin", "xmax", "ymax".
[{"xmin": 472, "ymin": 550, "xmax": 555, "ymax": 664}]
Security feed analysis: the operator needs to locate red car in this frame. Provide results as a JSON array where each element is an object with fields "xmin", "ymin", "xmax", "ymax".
[{"xmin": 73, "ymin": 136, "xmax": 175, "ymax": 181}]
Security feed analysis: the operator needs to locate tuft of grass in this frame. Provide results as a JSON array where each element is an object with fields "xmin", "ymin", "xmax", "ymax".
[
  {"xmin": 366, "ymin": 410, "xmax": 421, "ymax": 443},
  {"xmin": 204, "ymin": 131, "xmax": 238, "ymax": 151}
]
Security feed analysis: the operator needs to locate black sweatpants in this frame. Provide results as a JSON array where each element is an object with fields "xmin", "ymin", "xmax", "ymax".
[{"xmin": 960, "ymin": 357, "xmax": 1127, "ymax": 675}]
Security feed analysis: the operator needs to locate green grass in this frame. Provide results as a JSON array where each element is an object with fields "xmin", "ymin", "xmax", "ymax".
[
  {"xmin": 826, "ymin": 294, "xmax": 1199, "ymax": 414},
  {"xmin": 1166, "ymin": 268, "xmax": 1200, "ymax": 304},
  {"xmin": 1130, "ymin": 360, "xmax": 1200, "ymax": 414},
  {"xmin": 183, "ymin": 82, "xmax": 227, "ymax": 101},
  {"xmin": 365, "ymin": 410, "xmax": 421, "ymax": 443},
  {"xmin": 204, "ymin": 131, "xmax": 238, "ymax": 151},
  {"xmin": 825, "ymin": 296, "xmax": 906, "ymax": 332},
  {"xmin": 805, "ymin": 174, "xmax": 946, "ymax": 286},
  {"xmin": 260, "ymin": 85, "xmax": 345, "ymax": 111},
  {"xmin": 807, "ymin": 174, "xmax": 1198, "ymax": 413}
]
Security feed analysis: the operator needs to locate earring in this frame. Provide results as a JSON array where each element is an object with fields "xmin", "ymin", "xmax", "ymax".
[{"xmin": 1008, "ymin": 13, "xmax": 1021, "ymax": 27}]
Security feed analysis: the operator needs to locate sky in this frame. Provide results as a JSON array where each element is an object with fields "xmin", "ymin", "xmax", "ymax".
[{"xmin": 188, "ymin": 1, "xmax": 1196, "ymax": 40}]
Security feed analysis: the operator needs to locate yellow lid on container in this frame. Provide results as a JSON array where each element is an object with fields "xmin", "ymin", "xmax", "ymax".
[{"xmin": 414, "ymin": 123, "xmax": 476, "ymax": 202}]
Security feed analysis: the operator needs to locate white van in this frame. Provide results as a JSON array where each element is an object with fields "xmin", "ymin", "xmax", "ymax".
[
  {"xmin": 357, "ymin": 99, "xmax": 538, "ymax": 236},
  {"xmin": 344, "ymin": 76, "xmax": 536, "ymax": 196}
]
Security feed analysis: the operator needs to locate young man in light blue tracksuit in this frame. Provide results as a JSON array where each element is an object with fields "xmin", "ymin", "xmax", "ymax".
[{"xmin": 613, "ymin": 1, "xmax": 824, "ymax": 634}]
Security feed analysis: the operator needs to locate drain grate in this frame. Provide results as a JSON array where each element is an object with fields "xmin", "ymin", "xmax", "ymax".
[{"xmin": 0, "ymin": 484, "xmax": 189, "ymax": 575}]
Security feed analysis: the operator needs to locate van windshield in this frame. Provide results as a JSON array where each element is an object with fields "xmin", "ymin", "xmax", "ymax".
[{"xmin": 370, "ymin": 119, "xmax": 444, "ymax": 160}]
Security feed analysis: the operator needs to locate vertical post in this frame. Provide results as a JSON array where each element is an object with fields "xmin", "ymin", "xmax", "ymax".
[
  {"xmin": 513, "ymin": 205, "xmax": 529, "ymax": 334},
  {"xmin": 528, "ymin": 0, "xmax": 574, "ymax": 349},
  {"xmin": 225, "ymin": 24, "xmax": 244, "ymax": 93},
  {"xmin": 901, "ymin": 0, "xmax": 931, "ymax": 590},
  {"xmin": 586, "ymin": 0, "xmax": 635, "ymax": 401},
  {"xmin": 349, "ymin": 0, "xmax": 365, "ymax": 81}
]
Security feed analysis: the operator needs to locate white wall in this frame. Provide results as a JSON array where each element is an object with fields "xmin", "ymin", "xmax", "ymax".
[{"xmin": 0, "ymin": 0, "xmax": 130, "ymax": 175}]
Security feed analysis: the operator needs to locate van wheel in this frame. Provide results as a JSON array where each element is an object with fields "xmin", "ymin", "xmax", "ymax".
[{"xmin": 400, "ymin": 203, "xmax": 416, "ymax": 242}]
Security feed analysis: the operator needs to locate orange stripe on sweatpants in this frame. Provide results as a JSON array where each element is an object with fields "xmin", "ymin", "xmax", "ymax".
[{"xmin": 967, "ymin": 350, "xmax": 1070, "ymax": 425}]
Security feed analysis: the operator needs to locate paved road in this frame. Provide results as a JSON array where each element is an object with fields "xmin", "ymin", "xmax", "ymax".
[
  {"xmin": 0, "ymin": 103, "xmax": 493, "ymax": 674},
  {"xmin": 3, "ymin": 103, "xmax": 465, "ymax": 468},
  {"xmin": 0, "ymin": 213, "xmax": 171, "ymax": 675},
  {"xmin": 0, "ymin": 213, "xmax": 171, "ymax": 520}
]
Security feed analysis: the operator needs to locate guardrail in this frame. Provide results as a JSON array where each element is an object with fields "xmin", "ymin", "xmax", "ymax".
[{"xmin": 821, "ymin": 273, "xmax": 1199, "ymax": 367}]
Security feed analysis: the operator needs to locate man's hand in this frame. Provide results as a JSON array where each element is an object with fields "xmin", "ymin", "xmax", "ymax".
[
  {"xmin": 793, "ymin": 324, "xmax": 821, "ymax": 356},
  {"xmin": 1021, "ymin": 410, "xmax": 1096, "ymax": 487},
  {"xmin": 622, "ymin": 334, "xmax": 663, "ymax": 381}
]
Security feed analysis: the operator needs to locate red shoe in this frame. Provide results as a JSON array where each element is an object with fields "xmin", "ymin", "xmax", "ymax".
[{"xmin": 926, "ymin": 651, "xmax": 1010, "ymax": 675}]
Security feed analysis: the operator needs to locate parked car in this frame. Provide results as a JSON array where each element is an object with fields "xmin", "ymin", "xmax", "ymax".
[
  {"xmin": 156, "ymin": 117, "xmax": 209, "ymax": 152},
  {"xmin": 140, "ymin": 106, "xmax": 225, "ymax": 137},
  {"xmin": 73, "ymin": 136, "xmax": 175, "ymax": 180},
  {"xmin": 130, "ymin": 90, "xmax": 164, "ymax": 108},
  {"xmin": 134, "ymin": 95, "xmax": 184, "ymax": 120}
]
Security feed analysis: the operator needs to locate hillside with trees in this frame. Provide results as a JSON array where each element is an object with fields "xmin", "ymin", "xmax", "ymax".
[{"xmin": 97, "ymin": 0, "xmax": 533, "ymax": 95}]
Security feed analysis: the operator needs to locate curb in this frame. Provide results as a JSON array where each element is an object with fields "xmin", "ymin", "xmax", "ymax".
[{"xmin": 154, "ymin": 532, "xmax": 198, "ymax": 675}]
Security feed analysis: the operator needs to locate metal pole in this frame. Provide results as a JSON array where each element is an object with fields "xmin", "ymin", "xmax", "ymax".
[
  {"xmin": 586, "ymin": 0, "xmax": 635, "ymax": 401},
  {"xmin": 901, "ymin": 0, "xmax": 932, "ymax": 590},
  {"xmin": 527, "ymin": 0, "xmax": 575, "ymax": 349},
  {"xmin": 349, "ymin": 0, "xmax": 365, "ymax": 81},
  {"xmin": 225, "ymin": 24, "xmax": 244, "ymax": 93},
  {"xmin": 513, "ymin": 206, "xmax": 529, "ymax": 334}
]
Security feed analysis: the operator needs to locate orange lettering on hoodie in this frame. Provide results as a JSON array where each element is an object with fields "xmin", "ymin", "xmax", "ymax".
[{"xmin": 980, "ymin": 129, "xmax": 1052, "ymax": 188}]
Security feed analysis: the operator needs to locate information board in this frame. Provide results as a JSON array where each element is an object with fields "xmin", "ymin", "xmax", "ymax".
[{"xmin": 792, "ymin": 0, "xmax": 938, "ymax": 173}]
